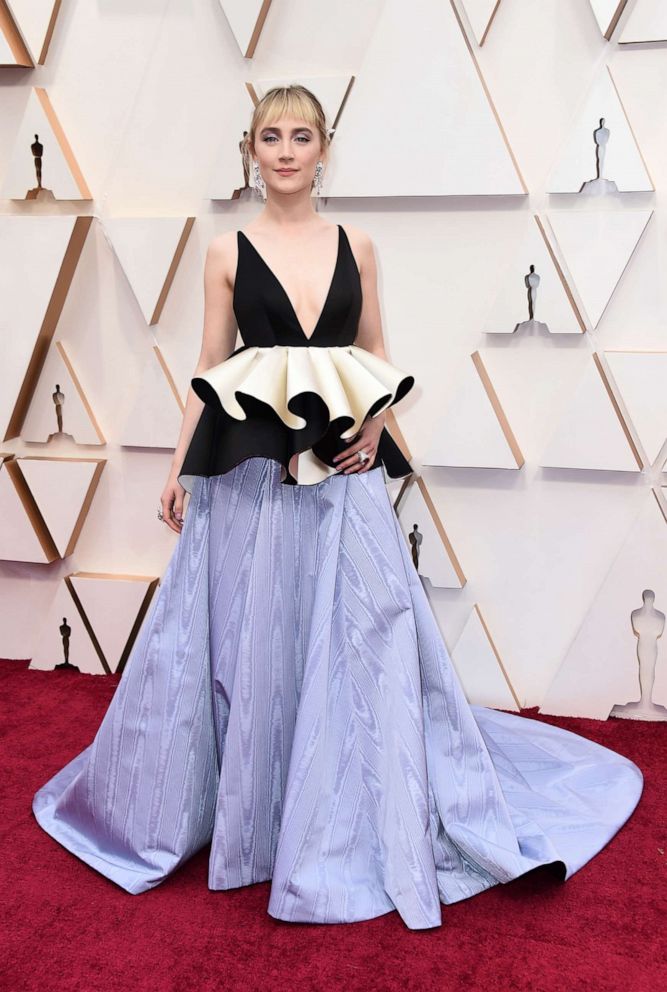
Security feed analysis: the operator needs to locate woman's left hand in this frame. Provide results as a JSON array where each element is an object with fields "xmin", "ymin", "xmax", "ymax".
[{"xmin": 332, "ymin": 412, "xmax": 385, "ymax": 474}]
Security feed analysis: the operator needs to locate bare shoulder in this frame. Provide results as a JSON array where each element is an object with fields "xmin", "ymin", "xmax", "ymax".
[
  {"xmin": 205, "ymin": 230, "xmax": 238, "ymax": 288},
  {"xmin": 339, "ymin": 222, "xmax": 375, "ymax": 274}
]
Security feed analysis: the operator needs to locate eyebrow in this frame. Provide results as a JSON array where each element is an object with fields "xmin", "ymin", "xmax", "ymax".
[{"xmin": 260, "ymin": 125, "xmax": 313, "ymax": 135}]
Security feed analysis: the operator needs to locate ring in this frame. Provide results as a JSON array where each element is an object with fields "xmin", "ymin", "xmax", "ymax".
[
  {"xmin": 357, "ymin": 450, "xmax": 369, "ymax": 464},
  {"xmin": 157, "ymin": 507, "xmax": 164, "ymax": 521}
]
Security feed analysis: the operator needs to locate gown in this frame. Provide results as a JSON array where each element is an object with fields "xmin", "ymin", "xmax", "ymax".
[{"xmin": 32, "ymin": 223, "xmax": 644, "ymax": 930}]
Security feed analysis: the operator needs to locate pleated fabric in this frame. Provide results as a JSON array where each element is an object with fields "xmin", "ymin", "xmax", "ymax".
[{"xmin": 32, "ymin": 457, "xmax": 644, "ymax": 929}]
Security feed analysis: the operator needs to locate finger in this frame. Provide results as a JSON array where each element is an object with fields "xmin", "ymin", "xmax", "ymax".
[
  {"xmin": 333, "ymin": 440, "xmax": 367, "ymax": 470},
  {"xmin": 339, "ymin": 449, "xmax": 376, "ymax": 474},
  {"xmin": 160, "ymin": 496, "xmax": 182, "ymax": 533}
]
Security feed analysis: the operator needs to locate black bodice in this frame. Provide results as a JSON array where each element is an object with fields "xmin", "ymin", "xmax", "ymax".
[
  {"xmin": 233, "ymin": 224, "xmax": 362, "ymax": 349},
  {"xmin": 177, "ymin": 224, "xmax": 414, "ymax": 493}
]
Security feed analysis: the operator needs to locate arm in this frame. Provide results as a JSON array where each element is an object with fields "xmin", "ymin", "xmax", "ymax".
[
  {"xmin": 161, "ymin": 233, "xmax": 238, "ymax": 533},
  {"xmin": 353, "ymin": 229, "xmax": 389, "ymax": 363}
]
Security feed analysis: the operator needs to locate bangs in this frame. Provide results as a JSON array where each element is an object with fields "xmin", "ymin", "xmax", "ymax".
[{"xmin": 254, "ymin": 87, "xmax": 321, "ymax": 133}]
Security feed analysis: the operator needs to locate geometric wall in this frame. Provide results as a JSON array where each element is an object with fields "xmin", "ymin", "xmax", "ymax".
[{"xmin": 1, "ymin": 0, "xmax": 666, "ymax": 722}]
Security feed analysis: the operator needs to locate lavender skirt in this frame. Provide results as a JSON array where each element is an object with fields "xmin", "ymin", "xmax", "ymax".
[{"xmin": 32, "ymin": 457, "xmax": 643, "ymax": 929}]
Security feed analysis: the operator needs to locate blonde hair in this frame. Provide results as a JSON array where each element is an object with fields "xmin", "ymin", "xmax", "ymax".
[{"xmin": 242, "ymin": 85, "xmax": 330, "ymax": 179}]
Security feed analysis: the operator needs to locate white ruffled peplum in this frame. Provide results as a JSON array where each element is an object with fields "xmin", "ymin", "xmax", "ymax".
[
  {"xmin": 191, "ymin": 344, "xmax": 415, "ymax": 439},
  {"xmin": 178, "ymin": 343, "xmax": 416, "ymax": 489}
]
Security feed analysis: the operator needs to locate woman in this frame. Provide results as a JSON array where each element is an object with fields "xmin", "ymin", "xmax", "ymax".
[{"xmin": 32, "ymin": 85, "xmax": 643, "ymax": 930}]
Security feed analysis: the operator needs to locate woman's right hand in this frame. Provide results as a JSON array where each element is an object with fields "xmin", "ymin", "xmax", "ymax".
[{"xmin": 160, "ymin": 474, "xmax": 186, "ymax": 534}]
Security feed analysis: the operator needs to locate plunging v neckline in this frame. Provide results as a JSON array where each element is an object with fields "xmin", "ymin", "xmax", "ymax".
[{"xmin": 238, "ymin": 224, "xmax": 342, "ymax": 343}]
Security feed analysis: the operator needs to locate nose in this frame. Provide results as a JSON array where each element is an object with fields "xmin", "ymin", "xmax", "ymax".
[{"xmin": 278, "ymin": 141, "xmax": 294, "ymax": 161}]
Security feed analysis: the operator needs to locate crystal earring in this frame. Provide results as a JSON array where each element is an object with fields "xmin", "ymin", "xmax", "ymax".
[
  {"xmin": 313, "ymin": 160, "xmax": 324, "ymax": 197},
  {"xmin": 252, "ymin": 160, "xmax": 266, "ymax": 201}
]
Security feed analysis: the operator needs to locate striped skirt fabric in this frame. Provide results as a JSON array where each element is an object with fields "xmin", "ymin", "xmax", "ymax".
[{"xmin": 32, "ymin": 457, "xmax": 643, "ymax": 929}]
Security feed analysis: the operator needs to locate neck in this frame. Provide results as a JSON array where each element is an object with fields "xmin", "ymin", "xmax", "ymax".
[{"xmin": 259, "ymin": 192, "xmax": 321, "ymax": 230}]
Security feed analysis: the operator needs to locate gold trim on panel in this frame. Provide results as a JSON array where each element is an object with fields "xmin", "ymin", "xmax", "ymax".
[
  {"xmin": 3, "ymin": 456, "xmax": 60, "ymax": 562},
  {"xmin": 471, "ymin": 350, "xmax": 525, "ymax": 467},
  {"xmin": 415, "ymin": 473, "xmax": 467, "ymax": 587},
  {"xmin": 35, "ymin": 0, "xmax": 62, "ymax": 64},
  {"xmin": 474, "ymin": 602, "xmax": 522, "ymax": 709},
  {"xmin": 391, "ymin": 474, "xmax": 412, "ymax": 512},
  {"xmin": 458, "ymin": 0, "xmax": 503, "ymax": 47},
  {"xmin": 652, "ymin": 486, "xmax": 667, "ymax": 526},
  {"xmin": 480, "ymin": 0, "xmax": 503, "ymax": 46},
  {"xmin": 154, "ymin": 345, "xmax": 186, "ymax": 414},
  {"xmin": 73, "ymin": 570, "xmax": 159, "ymax": 581},
  {"xmin": 244, "ymin": 0, "xmax": 273, "ymax": 59},
  {"xmin": 64, "ymin": 575, "xmax": 111, "ymax": 674},
  {"xmin": 150, "ymin": 217, "xmax": 196, "ymax": 325},
  {"xmin": 598, "ymin": 0, "xmax": 630, "ymax": 40},
  {"xmin": 53, "ymin": 340, "xmax": 107, "ymax": 443},
  {"xmin": 593, "ymin": 352, "xmax": 644, "ymax": 470},
  {"xmin": 67, "ymin": 571, "xmax": 161, "ymax": 675},
  {"xmin": 17, "ymin": 455, "xmax": 106, "ymax": 559},
  {"xmin": 0, "ymin": 0, "xmax": 32, "ymax": 65},
  {"xmin": 5, "ymin": 216, "xmax": 93, "ymax": 442},
  {"xmin": 330, "ymin": 76, "xmax": 356, "ymax": 134},
  {"xmin": 449, "ymin": 0, "xmax": 528, "ymax": 194},
  {"xmin": 115, "ymin": 579, "xmax": 160, "ymax": 675},
  {"xmin": 534, "ymin": 214, "xmax": 587, "ymax": 333},
  {"xmin": 34, "ymin": 87, "xmax": 92, "ymax": 198},
  {"xmin": 607, "ymin": 65, "xmax": 655, "ymax": 190}
]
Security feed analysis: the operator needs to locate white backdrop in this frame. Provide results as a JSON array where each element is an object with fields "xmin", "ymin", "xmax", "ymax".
[{"xmin": 0, "ymin": 0, "xmax": 666, "ymax": 715}]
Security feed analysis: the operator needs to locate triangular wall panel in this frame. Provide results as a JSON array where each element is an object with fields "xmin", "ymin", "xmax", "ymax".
[
  {"xmin": 0, "ymin": 3, "xmax": 32, "ymax": 65},
  {"xmin": 451, "ymin": 604, "xmax": 521, "ymax": 710},
  {"xmin": 1, "ymin": 87, "xmax": 92, "ymax": 200},
  {"xmin": 208, "ymin": 81, "xmax": 262, "ymax": 201},
  {"xmin": 546, "ymin": 210, "xmax": 652, "ymax": 329},
  {"xmin": 546, "ymin": 66, "xmax": 653, "ymax": 193},
  {"xmin": 119, "ymin": 346, "xmax": 185, "ymax": 448},
  {"xmin": 218, "ymin": 0, "xmax": 272, "ymax": 59},
  {"xmin": 460, "ymin": 0, "xmax": 503, "ymax": 45},
  {"xmin": 18, "ymin": 456, "xmax": 106, "ymax": 559},
  {"xmin": 0, "ymin": 456, "xmax": 57, "ymax": 563},
  {"xmin": 619, "ymin": 0, "xmax": 667, "ymax": 43},
  {"xmin": 327, "ymin": 0, "xmax": 526, "ymax": 196},
  {"xmin": 69, "ymin": 572, "xmax": 160, "ymax": 675},
  {"xmin": 103, "ymin": 217, "xmax": 195, "ymax": 325},
  {"xmin": 588, "ymin": 0, "xmax": 629, "ymax": 39},
  {"xmin": 484, "ymin": 215, "xmax": 584, "ymax": 335},
  {"xmin": 605, "ymin": 351, "xmax": 667, "ymax": 467},
  {"xmin": 21, "ymin": 341, "xmax": 105, "ymax": 444},
  {"xmin": 29, "ymin": 579, "xmax": 105, "ymax": 674},
  {"xmin": 0, "ymin": 215, "xmax": 93, "ymax": 441},
  {"xmin": 424, "ymin": 351, "xmax": 524, "ymax": 469},
  {"xmin": 5, "ymin": 0, "xmax": 62, "ymax": 64},
  {"xmin": 539, "ymin": 354, "xmax": 642, "ymax": 472},
  {"xmin": 395, "ymin": 476, "xmax": 466, "ymax": 589},
  {"xmin": 540, "ymin": 491, "xmax": 667, "ymax": 718}
]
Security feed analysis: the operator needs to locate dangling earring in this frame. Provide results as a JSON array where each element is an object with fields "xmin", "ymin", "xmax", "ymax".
[
  {"xmin": 313, "ymin": 160, "xmax": 324, "ymax": 197},
  {"xmin": 252, "ymin": 160, "xmax": 266, "ymax": 201}
]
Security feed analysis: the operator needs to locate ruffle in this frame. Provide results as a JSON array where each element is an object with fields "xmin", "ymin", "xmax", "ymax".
[{"xmin": 178, "ymin": 344, "xmax": 415, "ymax": 491}]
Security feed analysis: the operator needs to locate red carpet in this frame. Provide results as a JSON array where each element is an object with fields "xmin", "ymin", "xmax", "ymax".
[{"xmin": 1, "ymin": 658, "xmax": 664, "ymax": 992}]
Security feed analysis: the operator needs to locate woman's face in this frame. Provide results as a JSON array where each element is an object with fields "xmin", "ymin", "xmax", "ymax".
[{"xmin": 252, "ymin": 115, "xmax": 324, "ymax": 196}]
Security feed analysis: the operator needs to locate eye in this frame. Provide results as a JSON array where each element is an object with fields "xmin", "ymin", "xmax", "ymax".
[
  {"xmin": 295, "ymin": 135, "xmax": 310, "ymax": 142},
  {"xmin": 262, "ymin": 135, "xmax": 278, "ymax": 143}
]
